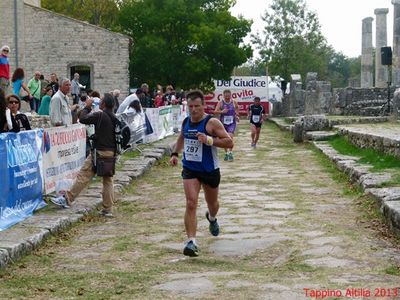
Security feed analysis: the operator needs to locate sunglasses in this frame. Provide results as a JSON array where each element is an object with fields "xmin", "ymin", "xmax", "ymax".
[
  {"xmin": 2, "ymin": 49, "xmax": 9, "ymax": 53},
  {"xmin": 8, "ymin": 101, "xmax": 19, "ymax": 104}
]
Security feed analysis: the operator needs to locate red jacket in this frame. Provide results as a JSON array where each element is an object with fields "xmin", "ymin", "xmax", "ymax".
[{"xmin": 0, "ymin": 54, "xmax": 10, "ymax": 79}]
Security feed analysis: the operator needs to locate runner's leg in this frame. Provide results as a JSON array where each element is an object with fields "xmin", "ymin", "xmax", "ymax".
[
  {"xmin": 183, "ymin": 178, "xmax": 201, "ymax": 238},
  {"xmin": 203, "ymin": 184, "xmax": 219, "ymax": 219},
  {"xmin": 254, "ymin": 126, "xmax": 261, "ymax": 144},
  {"xmin": 250, "ymin": 124, "xmax": 256, "ymax": 145}
]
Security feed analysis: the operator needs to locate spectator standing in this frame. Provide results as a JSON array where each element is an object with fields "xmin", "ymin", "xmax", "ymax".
[
  {"xmin": 0, "ymin": 46, "xmax": 10, "ymax": 93},
  {"xmin": 11, "ymin": 68, "xmax": 32, "ymax": 102},
  {"xmin": 47, "ymin": 73, "xmax": 59, "ymax": 95},
  {"xmin": 162, "ymin": 85, "xmax": 174, "ymax": 105},
  {"xmin": 27, "ymin": 71, "xmax": 41, "ymax": 113},
  {"xmin": 39, "ymin": 74, "xmax": 49, "ymax": 100},
  {"xmin": 140, "ymin": 83, "xmax": 153, "ymax": 108},
  {"xmin": 49, "ymin": 78, "xmax": 78, "ymax": 126},
  {"xmin": 38, "ymin": 86, "xmax": 52, "ymax": 116},
  {"xmin": 112, "ymin": 89, "xmax": 120, "ymax": 113},
  {"xmin": 50, "ymin": 93, "xmax": 117, "ymax": 217},
  {"xmin": 154, "ymin": 90, "xmax": 164, "ymax": 108},
  {"xmin": 71, "ymin": 73, "xmax": 82, "ymax": 105},
  {"xmin": 6, "ymin": 94, "xmax": 31, "ymax": 131}
]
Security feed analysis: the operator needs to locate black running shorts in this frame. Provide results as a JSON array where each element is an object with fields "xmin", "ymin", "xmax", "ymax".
[
  {"xmin": 182, "ymin": 167, "xmax": 221, "ymax": 188},
  {"xmin": 251, "ymin": 122, "xmax": 262, "ymax": 128}
]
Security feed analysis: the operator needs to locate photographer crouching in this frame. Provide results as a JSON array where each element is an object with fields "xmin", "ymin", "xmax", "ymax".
[{"xmin": 51, "ymin": 93, "xmax": 117, "ymax": 217}]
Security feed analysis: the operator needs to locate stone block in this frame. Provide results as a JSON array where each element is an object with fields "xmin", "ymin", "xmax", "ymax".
[
  {"xmin": 0, "ymin": 249, "xmax": 10, "ymax": 269},
  {"xmin": 381, "ymin": 200, "xmax": 400, "ymax": 235},
  {"xmin": 359, "ymin": 173, "xmax": 392, "ymax": 189}
]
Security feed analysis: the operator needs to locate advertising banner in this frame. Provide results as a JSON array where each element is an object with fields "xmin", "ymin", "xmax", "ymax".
[
  {"xmin": 144, "ymin": 106, "xmax": 185, "ymax": 143},
  {"xmin": 42, "ymin": 124, "xmax": 87, "ymax": 194},
  {"xmin": 0, "ymin": 129, "xmax": 45, "ymax": 231},
  {"xmin": 205, "ymin": 76, "xmax": 282, "ymax": 115}
]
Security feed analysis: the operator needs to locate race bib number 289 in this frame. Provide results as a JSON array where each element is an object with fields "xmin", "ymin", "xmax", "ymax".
[{"xmin": 184, "ymin": 138, "xmax": 203, "ymax": 162}]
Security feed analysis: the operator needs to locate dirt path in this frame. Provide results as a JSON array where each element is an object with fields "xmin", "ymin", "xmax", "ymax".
[{"xmin": 0, "ymin": 122, "xmax": 400, "ymax": 300}]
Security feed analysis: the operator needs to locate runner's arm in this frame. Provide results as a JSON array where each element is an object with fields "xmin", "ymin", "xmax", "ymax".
[
  {"xmin": 206, "ymin": 118, "xmax": 233, "ymax": 149},
  {"xmin": 213, "ymin": 101, "xmax": 223, "ymax": 115},
  {"xmin": 170, "ymin": 132, "xmax": 184, "ymax": 166}
]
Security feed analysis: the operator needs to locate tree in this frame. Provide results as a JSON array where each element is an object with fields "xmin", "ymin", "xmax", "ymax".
[
  {"xmin": 253, "ymin": 0, "xmax": 329, "ymax": 82},
  {"xmin": 118, "ymin": 0, "xmax": 252, "ymax": 89},
  {"xmin": 41, "ymin": 0, "xmax": 120, "ymax": 30}
]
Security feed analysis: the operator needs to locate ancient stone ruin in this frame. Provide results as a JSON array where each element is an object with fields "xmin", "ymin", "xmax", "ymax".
[{"xmin": 275, "ymin": 2, "xmax": 400, "ymax": 118}]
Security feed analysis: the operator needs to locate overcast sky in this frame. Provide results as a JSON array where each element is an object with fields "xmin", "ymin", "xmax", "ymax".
[{"xmin": 231, "ymin": 0, "xmax": 394, "ymax": 58}]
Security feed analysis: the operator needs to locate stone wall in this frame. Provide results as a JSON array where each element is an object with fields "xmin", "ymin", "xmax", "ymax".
[
  {"xmin": 24, "ymin": 5, "xmax": 131, "ymax": 98},
  {"xmin": 305, "ymin": 73, "xmax": 332, "ymax": 115},
  {"xmin": 0, "ymin": 0, "xmax": 26, "ymax": 68},
  {"xmin": 283, "ymin": 73, "xmax": 332, "ymax": 116},
  {"xmin": 332, "ymin": 87, "xmax": 394, "ymax": 116}
]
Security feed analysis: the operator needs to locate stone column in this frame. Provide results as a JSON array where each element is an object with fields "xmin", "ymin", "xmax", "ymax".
[
  {"xmin": 361, "ymin": 17, "xmax": 374, "ymax": 88},
  {"xmin": 393, "ymin": 0, "xmax": 400, "ymax": 86},
  {"xmin": 375, "ymin": 8, "xmax": 389, "ymax": 88}
]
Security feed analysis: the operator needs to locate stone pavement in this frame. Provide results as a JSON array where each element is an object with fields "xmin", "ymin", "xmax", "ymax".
[
  {"xmin": 0, "ymin": 138, "xmax": 175, "ymax": 270},
  {"xmin": 0, "ymin": 122, "xmax": 400, "ymax": 299}
]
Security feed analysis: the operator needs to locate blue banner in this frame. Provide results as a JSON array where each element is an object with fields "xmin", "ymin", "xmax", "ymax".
[{"xmin": 0, "ymin": 129, "xmax": 45, "ymax": 231}]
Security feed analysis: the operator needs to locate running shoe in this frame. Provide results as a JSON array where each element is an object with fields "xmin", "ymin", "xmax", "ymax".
[
  {"xmin": 228, "ymin": 152, "xmax": 234, "ymax": 161},
  {"xmin": 50, "ymin": 195, "xmax": 70, "ymax": 208},
  {"xmin": 183, "ymin": 240, "xmax": 199, "ymax": 257},
  {"xmin": 99, "ymin": 210, "xmax": 113, "ymax": 218},
  {"xmin": 205, "ymin": 211, "xmax": 220, "ymax": 236},
  {"xmin": 253, "ymin": 143, "xmax": 257, "ymax": 149},
  {"xmin": 251, "ymin": 143, "xmax": 255, "ymax": 148},
  {"xmin": 224, "ymin": 153, "xmax": 229, "ymax": 161}
]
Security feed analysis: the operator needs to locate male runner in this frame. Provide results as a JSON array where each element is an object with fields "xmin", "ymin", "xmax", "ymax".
[
  {"xmin": 170, "ymin": 90, "xmax": 233, "ymax": 257},
  {"xmin": 247, "ymin": 96, "xmax": 265, "ymax": 148}
]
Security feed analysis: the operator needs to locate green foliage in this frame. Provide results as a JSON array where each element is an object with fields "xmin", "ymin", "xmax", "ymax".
[
  {"xmin": 253, "ymin": 0, "xmax": 328, "ymax": 81},
  {"xmin": 118, "ymin": 0, "xmax": 252, "ymax": 89},
  {"xmin": 41, "ymin": 0, "xmax": 120, "ymax": 30},
  {"xmin": 233, "ymin": 59, "xmax": 267, "ymax": 76}
]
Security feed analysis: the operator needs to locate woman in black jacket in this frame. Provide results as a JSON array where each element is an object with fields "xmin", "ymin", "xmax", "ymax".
[{"xmin": 0, "ymin": 88, "xmax": 18, "ymax": 133}]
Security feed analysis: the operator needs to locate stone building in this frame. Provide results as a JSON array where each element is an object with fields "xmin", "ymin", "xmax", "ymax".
[{"xmin": 0, "ymin": 0, "xmax": 130, "ymax": 97}]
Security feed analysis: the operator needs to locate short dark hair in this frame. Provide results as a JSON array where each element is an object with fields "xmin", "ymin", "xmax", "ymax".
[
  {"xmin": 254, "ymin": 96, "xmax": 261, "ymax": 101},
  {"xmin": 186, "ymin": 90, "xmax": 204, "ymax": 104},
  {"xmin": 103, "ymin": 93, "xmax": 114, "ymax": 109},
  {"xmin": 91, "ymin": 90, "xmax": 100, "ymax": 98}
]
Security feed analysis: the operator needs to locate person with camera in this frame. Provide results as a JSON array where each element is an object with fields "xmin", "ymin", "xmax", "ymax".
[{"xmin": 51, "ymin": 93, "xmax": 117, "ymax": 217}]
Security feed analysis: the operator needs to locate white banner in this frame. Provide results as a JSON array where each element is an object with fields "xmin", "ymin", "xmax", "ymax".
[
  {"xmin": 205, "ymin": 76, "xmax": 282, "ymax": 114},
  {"xmin": 42, "ymin": 124, "xmax": 87, "ymax": 194},
  {"xmin": 144, "ymin": 106, "xmax": 186, "ymax": 143}
]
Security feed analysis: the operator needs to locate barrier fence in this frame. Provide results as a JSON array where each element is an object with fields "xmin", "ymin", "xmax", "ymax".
[{"xmin": 0, "ymin": 105, "xmax": 186, "ymax": 231}]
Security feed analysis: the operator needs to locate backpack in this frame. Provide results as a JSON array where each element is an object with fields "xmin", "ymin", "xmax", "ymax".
[{"xmin": 103, "ymin": 110, "xmax": 131, "ymax": 154}]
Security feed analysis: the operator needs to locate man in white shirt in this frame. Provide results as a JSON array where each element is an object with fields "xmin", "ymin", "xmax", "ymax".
[{"xmin": 49, "ymin": 78, "xmax": 79, "ymax": 126}]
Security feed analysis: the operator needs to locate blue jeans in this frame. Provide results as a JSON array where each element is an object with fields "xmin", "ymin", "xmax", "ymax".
[{"xmin": 29, "ymin": 97, "xmax": 40, "ymax": 112}]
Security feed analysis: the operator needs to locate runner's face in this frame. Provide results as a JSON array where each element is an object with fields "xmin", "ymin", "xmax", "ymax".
[
  {"xmin": 223, "ymin": 92, "xmax": 231, "ymax": 102},
  {"xmin": 188, "ymin": 98, "xmax": 204, "ymax": 119},
  {"xmin": 255, "ymin": 99, "xmax": 261, "ymax": 106}
]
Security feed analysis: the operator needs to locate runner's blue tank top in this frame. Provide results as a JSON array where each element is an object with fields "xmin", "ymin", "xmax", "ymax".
[{"xmin": 182, "ymin": 115, "xmax": 219, "ymax": 172}]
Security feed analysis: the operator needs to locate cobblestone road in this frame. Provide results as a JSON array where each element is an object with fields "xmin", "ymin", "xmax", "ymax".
[{"xmin": 1, "ymin": 122, "xmax": 400, "ymax": 299}]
